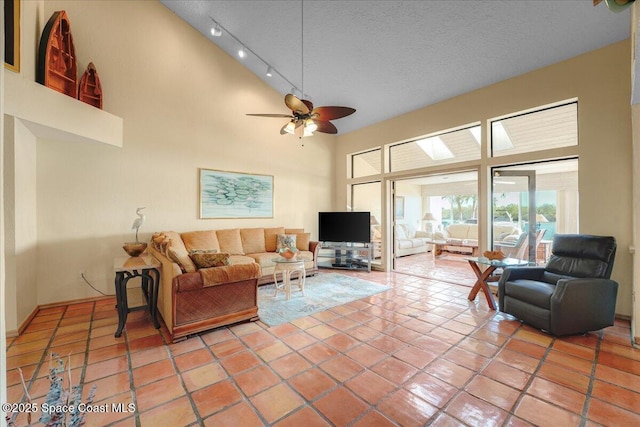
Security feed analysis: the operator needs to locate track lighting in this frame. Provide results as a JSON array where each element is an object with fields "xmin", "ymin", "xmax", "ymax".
[
  {"xmin": 238, "ymin": 46, "xmax": 246, "ymax": 58},
  {"xmin": 266, "ymin": 66, "xmax": 273, "ymax": 77},
  {"xmin": 210, "ymin": 23, "xmax": 222, "ymax": 37}
]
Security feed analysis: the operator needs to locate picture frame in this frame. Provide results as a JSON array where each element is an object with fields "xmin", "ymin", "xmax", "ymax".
[
  {"xmin": 4, "ymin": 0, "xmax": 20, "ymax": 72},
  {"xmin": 199, "ymin": 168, "xmax": 274, "ymax": 219},
  {"xmin": 395, "ymin": 196, "xmax": 405, "ymax": 219}
]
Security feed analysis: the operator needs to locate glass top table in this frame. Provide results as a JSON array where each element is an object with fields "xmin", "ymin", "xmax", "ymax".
[{"xmin": 466, "ymin": 256, "xmax": 530, "ymax": 310}]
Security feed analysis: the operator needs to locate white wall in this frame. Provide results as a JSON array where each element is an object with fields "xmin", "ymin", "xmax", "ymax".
[{"xmin": 4, "ymin": 0, "xmax": 335, "ymax": 330}]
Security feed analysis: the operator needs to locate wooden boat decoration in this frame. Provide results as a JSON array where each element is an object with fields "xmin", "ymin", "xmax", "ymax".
[
  {"xmin": 36, "ymin": 10, "xmax": 78, "ymax": 98},
  {"xmin": 78, "ymin": 62, "xmax": 103, "ymax": 109}
]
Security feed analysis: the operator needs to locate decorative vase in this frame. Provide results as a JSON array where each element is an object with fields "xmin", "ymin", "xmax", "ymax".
[
  {"xmin": 123, "ymin": 242, "xmax": 147, "ymax": 257},
  {"xmin": 279, "ymin": 248, "xmax": 298, "ymax": 260}
]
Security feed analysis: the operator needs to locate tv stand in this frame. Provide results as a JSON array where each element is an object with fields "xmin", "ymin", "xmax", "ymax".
[{"xmin": 318, "ymin": 242, "xmax": 371, "ymax": 272}]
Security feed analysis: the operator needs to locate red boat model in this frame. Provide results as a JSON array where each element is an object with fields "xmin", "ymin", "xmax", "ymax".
[
  {"xmin": 36, "ymin": 10, "xmax": 78, "ymax": 98},
  {"xmin": 78, "ymin": 62, "xmax": 103, "ymax": 109}
]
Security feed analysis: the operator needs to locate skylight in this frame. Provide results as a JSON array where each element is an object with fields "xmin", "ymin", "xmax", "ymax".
[
  {"xmin": 416, "ymin": 137, "xmax": 454, "ymax": 160},
  {"xmin": 470, "ymin": 126, "xmax": 481, "ymax": 144},
  {"xmin": 491, "ymin": 122, "xmax": 514, "ymax": 151}
]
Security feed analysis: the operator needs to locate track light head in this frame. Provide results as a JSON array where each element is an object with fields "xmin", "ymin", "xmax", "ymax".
[
  {"xmin": 238, "ymin": 46, "xmax": 246, "ymax": 58},
  {"xmin": 266, "ymin": 66, "xmax": 273, "ymax": 77},
  {"xmin": 210, "ymin": 23, "xmax": 222, "ymax": 37}
]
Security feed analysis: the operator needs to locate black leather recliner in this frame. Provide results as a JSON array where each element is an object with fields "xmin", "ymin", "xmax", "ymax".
[{"xmin": 498, "ymin": 234, "xmax": 618, "ymax": 336}]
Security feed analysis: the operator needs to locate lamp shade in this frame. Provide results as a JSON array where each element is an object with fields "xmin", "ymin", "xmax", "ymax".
[
  {"xmin": 422, "ymin": 212, "xmax": 436, "ymax": 221},
  {"xmin": 370, "ymin": 215, "xmax": 380, "ymax": 225},
  {"xmin": 536, "ymin": 214, "xmax": 549, "ymax": 223}
]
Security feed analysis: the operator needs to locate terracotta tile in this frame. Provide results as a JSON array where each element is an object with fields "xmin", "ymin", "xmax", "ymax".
[
  {"xmin": 546, "ymin": 349, "xmax": 594, "ymax": 375},
  {"xmin": 324, "ymin": 332, "xmax": 359, "ymax": 352},
  {"xmin": 270, "ymin": 352, "xmax": 312, "ymax": 379},
  {"xmin": 444, "ymin": 347, "xmax": 489, "ymax": 371},
  {"xmin": 320, "ymin": 354, "xmax": 365, "ymax": 382},
  {"xmin": 440, "ymin": 319, "xmax": 476, "ymax": 335},
  {"xmin": 181, "ymin": 362, "xmax": 228, "ymax": 392},
  {"xmin": 168, "ymin": 336, "xmax": 205, "ymax": 355},
  {"xmin": 595, "ymin": 364, "xmax": 640, "ymax": 393},
  {"xmin": 229, "ymin": 321, "xmax": 264, "ymax": 336},
  {"xmin": 537, "ymin": 362, "xmax": 590, "ymax": 393},
  {"xmin": 88, "ymin": 391, "xmax": 135, "ymax": 426},
  {"xmin": 291, "ymin": 316, "xmax": 323, "ymax": 330},
  {"xmin": 515, "ymin": 395, "xmax": 582, "ymax": 427},
  {"xmin": 6, "ymin": 339, "xmax": 51, "ymax": 357},
  {"xmin": 129, "ymin": 345, "xmax": 169, "ymax": 368},
  {"xmin": 378, "ymin": 388, "xmax": 438, "ymax": 427},
  {"xmin": 280, "ymin": 331, "xmax": 318, "ymax": 350},
  {"xmin": 526, "ymin": 377, "xmax": 585, "ymax": 414},
  {"xmin": 505, "ymin": 339, "xmax": 547, "ymax": 359},
  {"xmin": 234, "ymin": 365, "xmax": 281, "ymax": 396},
  {"xmin": 346, "ymin": 324, "xmax": 382, "ymax": 342},
  {"xmin": 587, "ymin": 397, "xmax": 640, "ymax": 425},
  {"xmin": 84, "ymin": 371, "xmax": 131, "ymax": 402},
  {"xmin": 200, "ymin": 327, "xmax": 235, "ymax": 345},
  {"xmin": 132, "ymin": 358, "xmax": 175, "ymax": 387},
  {"xmin": 551, "ymin": 339, "xmax": 596, "ymax": 361},
  {"xmin": 87, "ymin": 343, "xmax": 128, "ymax": 364},
  {"xmin": 174, "ymin": 347, "xmax": 215, "ymax": 372},
  {"xmin": 512, "ymin": 328, "xmax": 553, "ymax": 347},
  {"xmin": 49, "ymin": 340, "xmax": 88, "ymax": 356},
  {"xmin": 6, "ymin": 351, "xmax": 44, "ymax": 370},
  {"xmin": 203, "ymin": 401, "xmax": 264, "ymax": 427},
  {"xmin": 138, "ymin": 396, "xmax": 196, "ymax": 426},
  {"xmin": 424, "ymin": 359, "xmax": 474, "ymax": 388},
  {"xmin": 299, "ymin": 342, "xmax": 339, "ymax": 364},
  {"xmin": 404, "ymin": 372, "xmax": 457, "ymax": 408},
  {"xmin": 306, "ymin": 324, "xmax": 340, "ymax": 340},
  {"xmin": 51, "ymin": 330, "xmax": 88, "ymax": 347},
  {"xmin": 313, "ymin": 309, "xmax": 341, "ymax": 322},
  {"xmin": 274, "ymin": 406, "xmax": 332, "ymax": 427},
  {"xmin": 345, "ymin": 344, "xmax": 388, "ymax": 367},
  {"xmin": 327, "ymin": 316, "xmax": 360, "ymax": 331},
  {"xmin": 346, "ymin": 370, "xmax": 396, "ymax": 404},
  {"xmin": 250, "ymin": 383, "xmax": 305, "ymax": 424},
  {"xmin": 394, "ymin": 345, "xmax": 437, "ymax": 369},
  {"xmin": 482, "ymin": 360, "xmax": 531, "ymax": 390},
  {"xmin": 591, "ymin": 379, "xmax": 640, "ymax": 413},
  {"xmin": 430, "ymin": 412, "xmax": 471, "ymax": 427},
  {"xmin": 314, "ymin": 387, "xmax": 369, "ymax": 426},
  {"xmin": 127, "ymin": 334, "xmax": 164, "ymax": 353},
  {"xmin": 209, "ymin": 337, "xmax": 247, "ymax": 357},
  {"xmin": 241, "ymin": 329, "xmax": 277, "ymax": 348},
  {"xmin": 84, "ymin": 355, "xmax": 128, "ymax": 383},
  {"xmin": 600, "ymin": 341, "xmax": 640, "ymax": 361},
  {"xmin": 369, "ymin": 334, "xmax": 407, "ymax": 353},
  {"xmin": 190, "ymin": 379, "xmax": 243, "ymax": 417},
  {"xmin": 457, "ymin": 336, "xmax": 500, "ymax": 358},
  {"xmin": 289, "ymin": 368, "xmax": 337, "ymax": 400},
  {"xmin": 465, "ymin": 375, "xmax": 520, "ymax": 411},
  {"xmin": 255, "ymin": 340, "xmax": 293, "ymax": 362},
  {"xmin": 494, "ymin": 349, "xmax": 540, "ymax": 374},
  {"xmin": 445, "ymin": 391, "xmax": 508, "ymax": 427}
]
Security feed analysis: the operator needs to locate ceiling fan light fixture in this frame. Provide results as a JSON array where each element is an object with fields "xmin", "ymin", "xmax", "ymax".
[
  {"xmin": 284, "ymin": 121, "xmax": 296, "ymax": 134},
  {"xmin": 303, "ymin": 127, "xmax": 315, "ymax": 138},
  {"xmin": 305, "ymin": 119, "xmax": 318, "ymax": 133}
]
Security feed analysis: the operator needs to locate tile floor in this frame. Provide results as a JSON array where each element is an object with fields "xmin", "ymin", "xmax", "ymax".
[{"xmin": 5, "ymin": 268, "xmax": 640, "ymax": 427}]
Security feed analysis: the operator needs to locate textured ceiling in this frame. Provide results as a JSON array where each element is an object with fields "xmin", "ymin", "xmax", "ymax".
[{"xmin": 161, "ymin": 0, "xmax": 630, "ymax": 135}]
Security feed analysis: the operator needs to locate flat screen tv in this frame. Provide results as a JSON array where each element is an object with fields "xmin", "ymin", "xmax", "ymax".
[{"xmin": 318, "ymin": 212, "xmax": 371, "ymax": 243}]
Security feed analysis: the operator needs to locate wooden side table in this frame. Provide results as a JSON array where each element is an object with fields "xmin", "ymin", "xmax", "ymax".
[
  {"xmin": 466, "ymin": 257, "xmax": 530, "ymax": 310},
  {"xmin": 113, "ymin": 255, "xmax": 161, "ymax": 337}
]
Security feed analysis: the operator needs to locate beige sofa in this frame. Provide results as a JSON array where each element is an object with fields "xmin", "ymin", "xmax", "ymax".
[
  {"xmin": 433, "ymin": 223, "xmax": 521, "ymax": 255},
  {"xmin": 148, "ymin": 227, "xmax": 319, "ymax": 341},
  {"xmin": 394, "ymin": 224, "xmax": 432, "ymax": 257}
]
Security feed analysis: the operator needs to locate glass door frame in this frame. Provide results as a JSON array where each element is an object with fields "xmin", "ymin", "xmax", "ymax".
[{"xmin": 492, "ymin": 169, "xmax": 537, "ymax": 262}]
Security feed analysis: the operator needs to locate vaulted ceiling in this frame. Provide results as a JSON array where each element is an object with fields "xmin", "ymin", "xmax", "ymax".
[{"xmin": 162, "ymin": 1, "xmax": 631, "ymax": 135}]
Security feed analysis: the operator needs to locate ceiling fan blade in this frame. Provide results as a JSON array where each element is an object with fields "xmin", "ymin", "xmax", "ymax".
[
  {"xmin": 301, "ymin": 99, "xmax": 314, "ymax": 111},
  {"xmin": 314, "ymin": 120, "xmax": 338, "ymax": 134},
  {"xmin": 593, "ymin": 0, "xmax": 603, "ymax": 5},
  {"xmin": 285, "ymin": 94, "xmax": 310, "ymax": 115},
  {"xmin": 311, "ymin": 106, "xmax": 356, "ymax": 121},
  {"xmin": 247, "ymin": 113, "xmax": 293, "ymax": 118}
]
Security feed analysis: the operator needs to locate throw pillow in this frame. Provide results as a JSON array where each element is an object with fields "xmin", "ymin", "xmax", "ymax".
[
  {"xmin": 189, "ymin": 250, "xmax": 230, "ymax": 269},
  {"xmin": 295, "ymin": 233, "xmax": 310, "ymax": 251},
  {"xmin": 276, "ymin": 234, "xmax": 297, "ymax": 252}
]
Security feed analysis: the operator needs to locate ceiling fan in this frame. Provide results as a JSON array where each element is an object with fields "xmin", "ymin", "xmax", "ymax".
[
  {"xmin": 247, "ymin": 93, "xmax": 356, "ymax": 137},
  {"xmin": 593, "ymin": 0, "xmax": 635, "ymax": 12}
]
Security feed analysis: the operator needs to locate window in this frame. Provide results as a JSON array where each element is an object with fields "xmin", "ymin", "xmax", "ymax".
[
  {"xmin": 491, "ymin": 102, "xmax": 577, "ymax": 157},
  {"xmin": 389, "ymin": 125, "xmax": 481, "ymax": 172},
  {"xmin": 351, "ymin": 148, "xmax": 381, "ymax": 178}
]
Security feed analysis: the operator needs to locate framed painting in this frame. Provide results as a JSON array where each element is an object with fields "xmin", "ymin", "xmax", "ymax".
[
  {"xmin": 4, "ymin": 0, "xmax": 20, "ymax": 72},
  {"xmin": 199, "ymin": 169, "xmax": 274, "ymax": 219},
  {"xmin": 395, "ymin": 196, "xmax": 405, "ymax": 219}
]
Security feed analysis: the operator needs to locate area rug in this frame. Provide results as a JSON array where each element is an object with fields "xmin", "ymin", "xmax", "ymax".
[{"xmin": 258, "ymin": 272, "xmax": 391, "ymax": 326}]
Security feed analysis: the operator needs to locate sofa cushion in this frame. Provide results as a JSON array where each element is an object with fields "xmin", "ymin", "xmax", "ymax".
[
  {"xmin": 163, "ymin": 231, "xmax": 197, "ymax": 273},
  {"xmin": 216, "ymin": 229, "xmax": 245, "ymax": 255},
  {"xmin": 264, "ymin": 227, "xmax": 285, "ymax": 252},
  {"xmin": 227, "ymin": 255, "xmax": 256, "ymax": 265},
  {"xmin": 182, "ymin": 230, "xmax": 221, "ymax": 252},
  {"xmin": 295, "ymin": 233, "xmax": 311, "ymax": 251},
  {"xmin": 241, "ymin": 228, "xmax": 266, "ymax": 254},
  {"xmin": 277, "ymin": 234, "xmax": 297, "ymax": 251},
  {"xmin": 285, "ymin": 228, "xmax": 304, "ymax": 234},
  {"xmin": 395, "ymin": 225, "xmax": 408, "ymax": 239},
  {"xmin": 189, "ymin": 250, "xmax": 230, "ymax": 269},
  {"xmin": 504, "ymin": 279, "xmax": 555, "ymax": 309}
]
